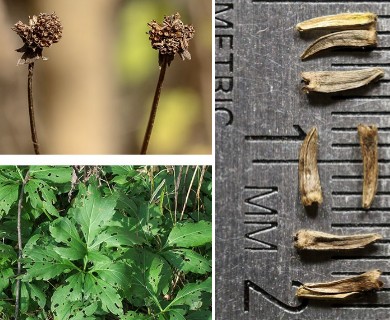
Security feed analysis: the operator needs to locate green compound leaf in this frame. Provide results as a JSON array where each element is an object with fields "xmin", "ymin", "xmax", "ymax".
[
  {"xmin": 84, "ymin": 273, "xmax": 123, "ymax": 315},
  {"xmin": 0, "ymin": 183, "xmax": 19, "ymax": 218},
  {"xmin": 166, "ymin": 277, "xmax": 211, "ymax": 311},
  {"xmin": 110, "ymin": 166, "xmax": 138, "ymax": 185},
  {"xmin": 0, "ymin": 243, "xmax": 17, "ymax": 266},
  {"xmin": 89, "ymin": 260, "xmax": 129, "ymax": 290},
  {"xmin": 124, "ymin": 248, "xmax": 171, "ymax": 307},
  {"xmin": 116, "ymin": 192, "xmax": 138, "ymax": 217},
  {"xmin": 0, "ymin": 268, "xmax": 13, "ymax": 292},
  {"xmin": 90, "ymin": 225, "xmax": 145, "ymax": 250},
  {"xmin": 27, "ymin": 282, "xmax": 46, "ymax": 309},
  {"xmin": 23, "ymin": 235, "xmax": 75, "ymax": 281},
  {"xmin": 168, "ymin": 308, "xmax": 187, "ymax": 320},
  {"xmin": 186, "ymin": 310, "xmax": 212, "ymax": 320},
  {"xmin": 50, "ymin": 217, "xmax": 86, "ymax": 261},
  {"xmin": 0, "ymin": 166, "xmax": 22, "ymax": 182},
  {"xmin": 120, "ymin": 311, "xmax": 153, "ymax": 319},
  {"xmin": 165, "ymin": 221, "xmax": 212, "ymax": 248},
  {"xmin": 51, "ymin": 273, "xmax": 98, "ymax": 320},
  {"xmin": 29, "ymin": 166, "xmax": 73, "ymax": 184},
  {"xmin": 133, "ymin": 203, "xmax": 163, "ymax": 239},
  {"xmin": 25, "ymin": 179, "xmax": 59, "ymax": 218},
  {"xmin": 162, "ymin": 249, "xmax": 211, "ymax": 274},
  {"xmin": 69, "ymin": 183, "xmax": 117, "ymax": 248}
]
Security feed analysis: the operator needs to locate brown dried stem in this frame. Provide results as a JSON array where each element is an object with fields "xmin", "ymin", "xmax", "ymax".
[
  {"xmin": 358, "ymin": 124, "xmax": 379, "ymax": 209},
  {"xmin": 27, "ymin": 63, "xmax": 40, "ymax": 154},
  {"xmin": 296, "ymin": 270, "xmax": 383, "ymax": 300},
  {"xmin": 299, "ymin": 127, "xmax": 322, "ymax": 206},
  {"xmin": 140, "ymin": 56, "xmax": 169, "ymax": 154},
  {"xmin": 294, "ymin": 229, "xmax": 382, "ymax": 251}
]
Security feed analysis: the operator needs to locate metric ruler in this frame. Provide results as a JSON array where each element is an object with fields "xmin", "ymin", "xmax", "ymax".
[{"xmin": 216, "ymin": 1, "xmax": 390, "ymax": 319}]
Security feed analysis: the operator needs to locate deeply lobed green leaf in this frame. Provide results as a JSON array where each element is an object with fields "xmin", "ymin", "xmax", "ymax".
[
  {"xmin": 69, "ymin": 183, "xmax": 118, "ymax": 247},
  {"xmin": 166, "ymin": 221, "xmax": 212, "ymax": 248},
  {"xmin": 162, "ymin": 249, "xmax": 211, "ymax": 274}
]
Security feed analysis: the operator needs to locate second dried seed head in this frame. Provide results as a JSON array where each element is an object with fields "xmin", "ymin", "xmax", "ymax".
[{"xmin": 148, "ymin": 12, "xmax": 195, "ymax": 67}]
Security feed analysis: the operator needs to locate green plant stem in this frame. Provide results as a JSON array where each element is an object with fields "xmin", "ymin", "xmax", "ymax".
[
  {"xmin": 15, "ymin": 171, "xmax": 30, "ymax": 320},
  {"xmin": 140, "ymin": 58, "xmax": 168, "ymax": 154},
  {"xmin": 28, "ymin": 63, "xmax": 40, "ymax": 155}
]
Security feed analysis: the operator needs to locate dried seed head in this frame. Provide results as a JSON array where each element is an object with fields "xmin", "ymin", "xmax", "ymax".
[
  {"xmin": 147, "ymin": 12, "xmax": 195, "ymax": 66},
  {"xmin": 12, "ymin": 12, "xmax": 62, "ymax": 65}
]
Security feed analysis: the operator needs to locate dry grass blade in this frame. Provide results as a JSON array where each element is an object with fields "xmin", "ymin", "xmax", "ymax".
[
  {"xmin": 301, "ymin": 29, "xmax": 377, "ymax": 60},
  {"xmin": 358, "ymin": 124, "xmax": 379, "ymax": 209},
  {"xmin": 299, "ymin": 127, "xmax": 322, "ymax": 206},
  {"xmin": 296, "ymin": 12, "xmax": 377, "ymax": 32},
  {"xmin": 301, "ymin": 68, "xmax": 384, "ymax": 93},
  {"xmin": 296, "ymin": 270, "xmax": 383, "ymax": 300},
  {"xmin": 294, "ymin": 229, "xmax": 382, "ymax": 251}
]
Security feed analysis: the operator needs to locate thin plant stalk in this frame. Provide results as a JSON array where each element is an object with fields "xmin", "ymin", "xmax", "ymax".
[
  {"xmin": 140, "ymin": 57, "xmax": 168, "ymax": 154},
  {"xmin": 12, "ymin": 13, "xmax": 63, "ymax": 154},
  {"xmin": 15, "ymin": 171, "xmax": 29, "ymax": 320},
  {"xmin": 27, "ymin": 63, "xmax": 40, "ymax": 154}
]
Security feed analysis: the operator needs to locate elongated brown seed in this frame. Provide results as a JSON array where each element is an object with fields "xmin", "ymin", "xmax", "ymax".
[
  {"xmin": 358, "ymin": 124, "xmax": 379, "ymax": 209},
  {"xmin": 294, "ymin": 229, "xmax": 382, "ymax": 251},
  {"xmin": 296, "ymin": 12, "xmax": 377, "ymax": 32},
  {"xmin": 301, "ymin": 29, "xmax": 377, "ymax": 60},
  {"xmin": 301, "ymin": 68, "xmax": 384, "ymax": 93},
  {"xmin": 296, "ymin": 270, "xmax": 383, "ymax": 300},
  {"xmin": 299, "ymin": 127, "xmax": 322, "ymax": 206}
]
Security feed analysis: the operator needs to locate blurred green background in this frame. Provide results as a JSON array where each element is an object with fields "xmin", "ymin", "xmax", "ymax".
[{"xmin": 0, "ymin": 0, "xmax": 212, "ymax": 154}]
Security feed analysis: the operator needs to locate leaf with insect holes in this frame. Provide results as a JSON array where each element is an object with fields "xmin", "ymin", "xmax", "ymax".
[
  {"xmin": 0, "ymin": 166, "xmax": 23, "ymax": 182},
  {"xmin": 52, "ymin": 278, "xmax": 98, "ymax": 319},
  {"xmin": 49, "ymin": 217, "xmax": 87, "ymax": 260},
  {"xmin": 132, "ymin": 203, "xmax": 163, "ymax": 239},
  {"xmin": 0, "ymin": 244, "xmax": 17, "ymax": 266},
  {"xmin": 24, "ymin": 178, "xmax": 59, "ymax": 217},
  {"xmin": 187, "ymin": 310, "xmax": 212, "ymax": 320},
  {"xmin": 166, "ymin": 221, "xmax": 212, "ymax": 248},
  {"xmin": 120, "ymin": 311, "xmax": 154, "ymax": 319},
  {"xmin": 23, "ymin": 234, "xmax": 75, "ymax": 281},
  {"xmin": 168, "ymin": 308, "xmax": 187, "ymax": 320},
  {"xmin": 29, "ymin": 166, "xmax": 73, "ymax": 184},
  {"xmin": 68, "ymin": 183, "xmax": 118, "ymax": 248},
  {"xmin": 116, "ymin": 192, "xmax": 138, "ymax": 216},
  {"xmin": 84, "ymin": 273, "xmax": 123, "ymax": 315},
  {"xmin": 0, "ymin": 268, "xmax": 13, "ymax": 292},
  {"xmin": 166, "ymin": 277, "xmax": 211, "ymax": 311},
  {"xmin": 0, "ymin": 182, "xmax": 19, "ymax": 218},
  {"xmin": 89, "ymin": 260, "xmax": 129, "ymax": 291},
  {"xmin": 123, "ymin": 248, "xmax": 171, "ymax": 307},
  {"xmin": 109, "ymin": 166, "xmax": 139, "ymax": 185},
  {"xmin": 162, "ymin": 249, "xmax": 211, "ymax": 274},
  {"xmin": 27, "ymin": 282, "xmax": 46, "ymax": 309}
]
